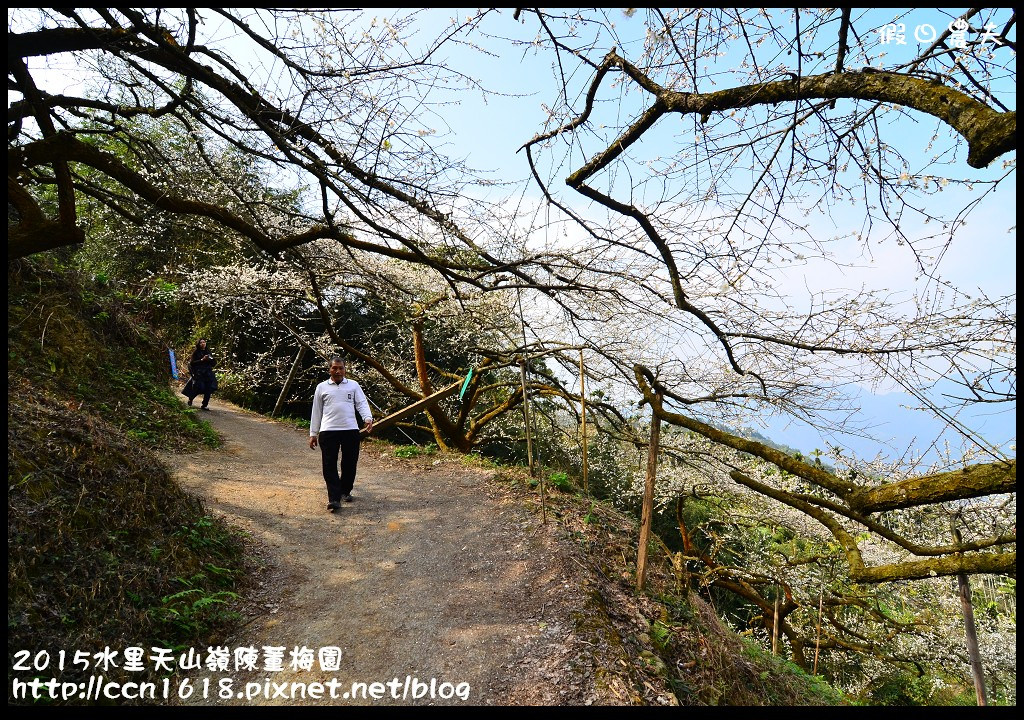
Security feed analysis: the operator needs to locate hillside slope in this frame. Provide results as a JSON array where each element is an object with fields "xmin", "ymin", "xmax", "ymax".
[
  {"xmin": 7, "ymin": 258, "xmax": 841, "ymax": 706},
  {"xmin": 161, "ymin": 395, "xmax": 841, "ymax": 706},
  {"xmin": 8, "ymin": 259, "xmax": 249, "ymax": 703}
]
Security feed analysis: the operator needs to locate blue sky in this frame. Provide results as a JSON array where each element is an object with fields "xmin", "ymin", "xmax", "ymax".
[
  {"xmin": 405, "ymin": 8, "xmax": 1017, "ymax": 464},
  {"xmin": 16, "ymin": 8, "xmax": 1015, "ymax": 464}
]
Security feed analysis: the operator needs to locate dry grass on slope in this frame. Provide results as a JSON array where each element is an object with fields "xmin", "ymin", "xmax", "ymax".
[{"xmin": 454, "ymin": 460, "xmax": 846, "ymax": 706}]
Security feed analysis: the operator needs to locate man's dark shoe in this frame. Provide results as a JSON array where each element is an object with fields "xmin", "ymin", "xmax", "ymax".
[
  {"xmin": 342, "ymin": 494, "xmax": 353, "ymax": 503},
  {"xmin": 201, "ymin": 406, "xmax": 210, "ymax": 411},
  {"xmin": 327, "ymin": 501, "xmax": 341, "ymax": 512}
]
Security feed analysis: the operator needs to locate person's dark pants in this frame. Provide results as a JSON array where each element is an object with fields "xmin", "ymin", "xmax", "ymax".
[
  {"xmin": 187, "ymin": 370, "xmax": 215, "ymax": 408},
  {"xmin": 317, "ymin": 430, "xmax": 362, "ymax": 501},
  {"xmin": 188, "ymin": 390, "xmax": 212, "ymax": 408}
]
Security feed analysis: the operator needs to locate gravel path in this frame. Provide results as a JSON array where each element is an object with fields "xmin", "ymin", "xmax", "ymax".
[{"xmin": 162, "ymin": 396, "xmax": 615, "ymax": 706}]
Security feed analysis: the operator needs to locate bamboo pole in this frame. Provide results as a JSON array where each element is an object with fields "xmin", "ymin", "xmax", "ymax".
[
  {"xmin": 953, "ymin": 526, "xmax": 989, "ymax": 705},
  {"xmin": 636, "ymin": 398, "xmax": 661, "ymax": 591},
  {"xmin": 813, "ymin": 586, "xmax": 824, "ymax": 674},
  {"xmin": 772, "ymin": 590, "xmax": 780, "ymax": 655},
  {"xmin": 520, "ymin": 357, "xmax": 543, "ymax": 523},
  {"xmin": 362, "ymin": 379, "xmax": 463, "ymax": 434},
  {"xmin": 271, "ymin": 346, "xmax": 306, "ymax": 418},
  {"xmin": 520, "ymin": 358, "xmax": 534, "ymax": 477},
  {"xmin": 579, "ymin": 349, "xmax": 588, "ymax": 495}
]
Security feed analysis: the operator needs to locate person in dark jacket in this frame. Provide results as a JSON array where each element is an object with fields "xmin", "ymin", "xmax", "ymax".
[{"xmin": 185, "ymin": 338, "xmax": 218, "ymax": 410}]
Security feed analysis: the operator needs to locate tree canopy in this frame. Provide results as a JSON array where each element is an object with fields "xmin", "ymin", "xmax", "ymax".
[{"xmin": 8, "ymin": 8, "xmax": 1015, "ymax": 585}]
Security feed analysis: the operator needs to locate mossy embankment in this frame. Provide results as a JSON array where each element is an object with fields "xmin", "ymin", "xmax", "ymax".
[{"xmin": 8, "ymin": 259, "xmax": 249, "ymax": 704}]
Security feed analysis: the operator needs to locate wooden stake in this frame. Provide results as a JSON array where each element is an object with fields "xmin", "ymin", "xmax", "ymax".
[
  {"xmin": 772, "ymin": 589, "xmax": 780, "ymax": 655},
  {"xmin": 271, "ymin": 346, "xmax": 306, "ymax": 418},
  {"xmin": 636, "ymin": 398, "xmax": 661, "ymax": 591},
  {"xmin": 813, "ymin": 586, "xmax": 824, "ymax": 674},
  {"xmin": 520, "ymin": 358, "xmax": 534, "ymax": 477},
  {"xmin": 520, "ymin": 358, "xmax": 543, "ymax": 523},
  {"xmin": 953, "ymin": 526, "xmax": 989, "ymax": 705},
  {"xmin": 579, "ymin": 349, "xmax": 588, "ymax": 495},
  {"xmin": 363, "ymin": 379, "xmax": 463, "ymax": 434}
]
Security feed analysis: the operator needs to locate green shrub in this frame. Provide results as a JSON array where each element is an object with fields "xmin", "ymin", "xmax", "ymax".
[
  {"xmin": 548, "ymin": 471, "xmax": 574, "ymax": 492},
  {"xmin": 394, "ymin": 443, "xmax": 437, "ymax": 458}
]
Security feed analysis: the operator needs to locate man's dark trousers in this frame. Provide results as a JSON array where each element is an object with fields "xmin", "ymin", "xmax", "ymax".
[{"xmin": 318, "ymin": 429, "xmax": 362, "ymax": 501}]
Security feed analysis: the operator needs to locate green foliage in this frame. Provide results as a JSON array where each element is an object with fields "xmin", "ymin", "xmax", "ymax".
[
  {"xmin": 274, "ymin": 414, "xmax": 312, "ymax": 431},
  {"xmin": 7, "ymin": 259, "xmax": 221, "ymax": 452},
  {"xmin": 70, "ymin": 117, "xmax": 254, "ymax": 290},
  {"xmin": 548, "ymin": 471, "xmax": 574, "ymax": 492},
  {"xmin": 649, "ymin": 619, "xmax": 673, "ymax": 651},
  {"xmin": 976, "ymin": 577, "xmax": 1016, "ymax": 623},
  {"xmin": 176, "ymin": 516, "xmax": 235, "ymax": 552},
  {"xmin": 393, "ymin": 443, "xmax": 437, "ymax": 458},
  {"xmin": 150, "ymin": 278, "xmax": 179, "ymax": 306},
  {"xmin": 462, "ymin": 451, "xmax": 503, "ymax": 469},
  {"xmin": 8, "ymin": 258, "xmax": 247, "ymax": 704},
  {"xmin": 859, "ymin": 668, "xmax": 976, "ymax": 706},
  {"xmin": 180, "ymin": 409, "xmax": 222, "ymax": 449},
  {"xmin": 216, "ymin": 369, "xmax": 258, "ymax": 409},
  {"xmin": 547, "ymin": 477, "xmax": 848, "ymax": 706},
  {"xmin": 576, "ymin": 430, "xmax": 632, "ymax": 502},
  {"xmin": 8, "ymin": 382, "xmax": 248, "ymax": 689},
  {"xmin": 736, "ymin": 637, "xmax": 848, "ymax": 705},
  {"xmin": 155, "ymin": 574, "xmax": 240, "ymax": 643},
  {"xmin": 64, "ymin": 117, "xmax": 277, "ymax": 361}
]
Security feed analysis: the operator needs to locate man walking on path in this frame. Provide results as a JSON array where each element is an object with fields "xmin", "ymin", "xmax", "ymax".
[{"xmin": 309, "ymin": 356, "xmax": 374, "ymax": 512}]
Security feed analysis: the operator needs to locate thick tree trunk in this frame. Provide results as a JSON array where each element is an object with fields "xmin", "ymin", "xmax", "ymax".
[{"xmin": 411, "ymin": 322, "xmax": 472, "ymax": 452}]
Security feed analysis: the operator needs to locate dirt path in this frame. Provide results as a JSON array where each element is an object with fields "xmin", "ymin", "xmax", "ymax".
[{"xmin": 162, "ymin": 396, "xmax": 624, "ymax": 706}]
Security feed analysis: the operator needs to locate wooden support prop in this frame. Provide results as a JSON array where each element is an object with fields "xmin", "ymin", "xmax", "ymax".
[
  {"xmin": 813, "ymin": 586, "xmax": 824, "ymax": 675},
  {"xmin": 636, "ymin": 397, "xmax": 661, "ymax": 590},
  {"xmin": 520, "ymin": 359, "xmax": 535, "ymax": 477},
  {"xmin": 271, "ymin": 346, "xmax": 306, "ymax": 418},
  {"xmin": 773, "ymin": 590, "xmax": 781, "ymax": 655},
  {"xmin": 954, "ymin": 527, "xmax": 989, "ymax": 706},
  {"xmin": 580, "ymin": 349, "xmax": 588, "ymax": 495},
  {"xmin": 362, "ymin": 379, "xmax": 463, "ymax": 434}
]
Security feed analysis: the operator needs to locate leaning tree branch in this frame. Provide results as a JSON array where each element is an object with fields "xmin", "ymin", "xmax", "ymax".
[
  {"xmin": 562, "ymin": 50, "xmax": 1014, "ymax": 176},
  {"xmin": 635, "ymin": 363, "xmax": 1016, "ymax": 511}
]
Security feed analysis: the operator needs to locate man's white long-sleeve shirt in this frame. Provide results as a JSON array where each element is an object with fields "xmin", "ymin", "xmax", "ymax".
[{"xmin": 310, "ymin": 377, "xmax": 372, "ymax": 434}]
